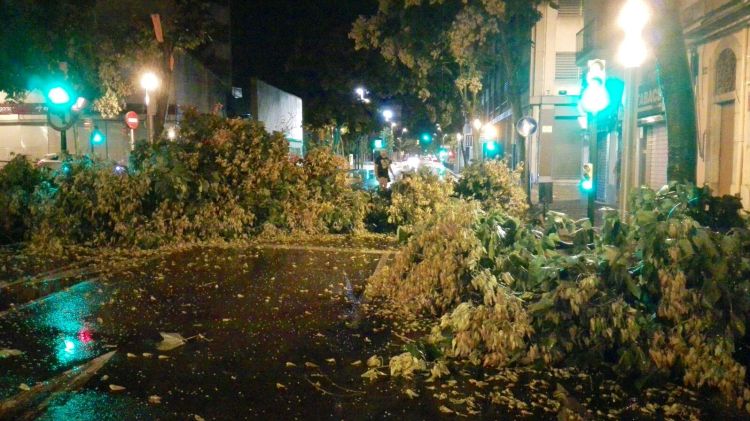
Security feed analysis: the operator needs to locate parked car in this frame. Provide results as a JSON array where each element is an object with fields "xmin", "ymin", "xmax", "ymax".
[
  {"xmin": 347, "ymin": 165, "xmax": 379, "ymax": 191},
  {"xmin": 36, "ymin": 153, "xmax": 63, "ymax": 171}
]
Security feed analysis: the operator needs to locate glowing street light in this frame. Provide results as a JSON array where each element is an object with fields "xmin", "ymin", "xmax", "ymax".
[
  {"xmin": 472, "ymin": 119, "xmax": 483, "ymax": 131},
  {"xmin": 617, "ymin": 0, "xmax": 650, "ymax": 68},
  {"xmin": 382, "ymin": 109, "xmax": 394, "ymax": 122},
  {"xmin": 140, "ymin": 71, "xmax": 160, "ymax": 93},
  {"xmin": 481, "ymin": 123, "xmax": 498, "ymax": 139}
]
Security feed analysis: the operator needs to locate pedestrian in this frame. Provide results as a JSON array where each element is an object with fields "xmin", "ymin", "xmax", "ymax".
[{"xmin": 374, "ymin": 149, "xmax": 391, "ymax": 190}]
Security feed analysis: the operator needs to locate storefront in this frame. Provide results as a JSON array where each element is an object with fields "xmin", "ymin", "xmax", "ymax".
[{"xmin": 636, "ymin": 71, "xmax": 668, "ymax": 191}]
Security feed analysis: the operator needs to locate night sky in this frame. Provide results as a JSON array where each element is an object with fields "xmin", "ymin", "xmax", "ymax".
[{"xmin": 231, "ymin": 0, "xmax": 377, "ymax": 94}]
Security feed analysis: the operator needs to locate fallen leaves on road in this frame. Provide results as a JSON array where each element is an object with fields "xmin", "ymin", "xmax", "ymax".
[
  {"xmin": 276, "ymin": 383, "xmax": 287, "ymax": 390},
  {"xmin": 148, "ymin": 395, "xmax": 162, "ymax": 404},
  {"xmin": 366, "ymin": 355, "xmax": 382, "ymax": 368},
  {"xmin": 361, "ymin": 368, "xmax": 384, "ymax": 382},
  {"xmin": 156, "ymin": 332, "xmax": 186, "ymax": 351},
  {"xmin": 285, "ymin": 362, "xmax": 296, "ymax": 368},
  {"xmin": 109, "ymin": 384, "xmax": 126, "ymax": 392},
  {"xmin": 404, "ymin": 389, "xmax": 419, "ymax": 399},
  {"xmin": 0, "ymin": 348, "xmax": 23, "ymax": 358}
]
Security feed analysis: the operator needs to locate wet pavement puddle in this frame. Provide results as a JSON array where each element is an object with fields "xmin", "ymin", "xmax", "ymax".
[{"xmin": 0, "ymin": 246, "xmax": 428, "ymax": 420}]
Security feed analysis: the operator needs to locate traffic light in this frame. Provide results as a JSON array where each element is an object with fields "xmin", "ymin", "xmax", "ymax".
[
  {"xmin": 483, "ymin": 141, "xmax": 501, "ymax": 159},
  {"xmin": 580, "ymin": 60, "xmax": 610, "ymax": 114},
  {"xmin": 581, "ymin": 163, "xmax": 594, "ymax": 192},
  {"xmin": 373, "ymin": 138, "xmax": 384, "ymax": 150},
  {"xmin": 420, "ymin": 133, "xmax": 432, "ymax": 144},
  {"xmin": 47, "ymin": 86, "xmax": 71, "ymax": 106},
  {"xmin": 90, "ymin": 127, "xmax": 105, "ymax": 146}
]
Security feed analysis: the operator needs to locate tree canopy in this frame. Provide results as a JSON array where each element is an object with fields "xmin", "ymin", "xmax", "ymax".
[
  {"xmin": 0, "ymin": 0, "xmax": 214, "ymax": 128},
  {"xmin": 350, "ymin": 0, "xmax": 544, "ymax": 132}
]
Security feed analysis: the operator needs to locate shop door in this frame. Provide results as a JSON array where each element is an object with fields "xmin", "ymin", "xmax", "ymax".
[
  {"xmin": 646, "ymin": 124, "xmax": 668, "ymax": 190},
  {"xmin": 551, "ymin": 117, "xmax": 582, "ymax": 180},
  {"xmin": 596, "ymin": 131, "xmax": 609, "ymax": 202},
  {"xmin": 718, "ymin": 102, "xmax": 735, "ymax": 196}
]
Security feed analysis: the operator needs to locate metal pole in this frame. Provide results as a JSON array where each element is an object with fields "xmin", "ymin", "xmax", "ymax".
[
  {"xmin": 619, "ymin": 67, "xmax": 638, "ymax": 217},
  {"xmin": 130, "ymin": 129, "xmax": 135, "ymax": 151},
  {"xmin": 145, "ymin": 93, "xmax": 152, "ymax": 144},
  {"xmin": 588, "ymin": 123, "xmax": 597, "ymax": 223},
  {"xmin": 61, "ymin": 130, "xmax": 68, "ymax": 156}
]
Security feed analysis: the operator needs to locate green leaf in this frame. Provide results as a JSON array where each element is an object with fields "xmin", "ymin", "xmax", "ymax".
[
  {"xmin": 625, "ymin": 277, "xmax": 642, "ymax": 300},
  {"xmin": 702, "ymin": 279, "xmax": 722, "ymax": 306}
]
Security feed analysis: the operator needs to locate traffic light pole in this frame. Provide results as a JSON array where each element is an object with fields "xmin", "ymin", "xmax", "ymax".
[
  {"xmin": 588, "ymin": 129, "xmax": 597, "ymax": 223},
  {"xmin": 618, "ymin": 67, "xmax": 639, "ymax": 218},
  {"xmin": 60, "ymin": 131, "xmax": 68, "ymax": 156}
]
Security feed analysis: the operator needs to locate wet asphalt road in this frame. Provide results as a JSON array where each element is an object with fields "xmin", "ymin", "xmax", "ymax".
[
  {"xmin": 0, "ymin": 244, "xmax": 742, "ymax": 420},
  {"xmin": 0, "ymin": 245, "xmax": 436, "ymax": 420}
]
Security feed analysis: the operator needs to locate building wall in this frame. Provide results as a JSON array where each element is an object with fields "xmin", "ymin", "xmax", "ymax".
[
  {"xmin": 527, "ymin": 1, "xmax": 584, "ymax": 206},
  {"xmin": 693, "ymin": 28, "xmax": 749, "ymax": 206},
  {"xmin": 250, "ymin": 79, "xmax": 304, "ymax": 156},
  {"xmin": 0, "ymin": 91, "xmax": 146, "ymax": 166}
]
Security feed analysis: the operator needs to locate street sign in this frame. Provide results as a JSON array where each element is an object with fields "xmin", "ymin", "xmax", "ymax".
[
  {"xmin": 125, "ymin": 111, "xmax": 139, "ymax": 130},
  {"xmin": 516, "ymin": 117, "xmax": 538, "ymax": 138}
]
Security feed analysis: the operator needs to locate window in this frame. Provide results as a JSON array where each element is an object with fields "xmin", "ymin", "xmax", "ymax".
[
  {"xmin": 555, "ymin": 52, "xmax": 579, "ymax": 80},
  {"xmin": 558, "ymin": 0, "xmax": 582, "ymax": 17},
  {"xmin": 715, "ymin": 48, "xmax": 737, "ymax": 95}
]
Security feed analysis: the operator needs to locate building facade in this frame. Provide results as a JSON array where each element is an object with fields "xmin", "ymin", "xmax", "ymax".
[
  {"xmin": 683, "ymin": 0, "xmax": 750, "ymax": 207},
  {"xmin": 478, "ymin": 0, "xmax": 586, "ymax": 209}
]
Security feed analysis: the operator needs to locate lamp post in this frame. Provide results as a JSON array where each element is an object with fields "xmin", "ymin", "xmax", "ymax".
[
  {"xmin": 140, "ymin": 71, "xmax": 160, "ymax": 143},
  {"xmin": 617, "ymin": 0, "xmax": 650, "ymax": 216}
]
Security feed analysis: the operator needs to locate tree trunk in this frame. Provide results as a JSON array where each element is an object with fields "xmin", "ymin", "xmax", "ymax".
[
  {"xmin": 654, "ymin": 0, "xmax": 697, "ymax": 183},
  {"xmin": 152, "ymin": 46, "xmax": 174, "ymax": 141},
  {"xmin": 501, "ymin": 40, "xmax": 531, "ymax": 200}
]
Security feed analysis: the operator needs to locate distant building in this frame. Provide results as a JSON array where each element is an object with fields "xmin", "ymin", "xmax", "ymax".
[
  {"xmin": 478, "ymin": 0, "xmax": 585, "ymax": 207},
  {"xmin": 248, "ymin": 79, "xmax": 304, "ymax": 157}
]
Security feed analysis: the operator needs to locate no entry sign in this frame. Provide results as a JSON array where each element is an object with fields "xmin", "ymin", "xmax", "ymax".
[{"xmin": 125, "ymin": 111, "xmax": 139, "ymax": 130}]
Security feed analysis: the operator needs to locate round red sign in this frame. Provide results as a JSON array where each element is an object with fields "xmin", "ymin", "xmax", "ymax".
[{"xmin": 125, "ymin": 111, "xmax": 139, "ymax": 130}]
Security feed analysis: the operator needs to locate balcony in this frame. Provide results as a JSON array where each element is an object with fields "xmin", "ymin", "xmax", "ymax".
[
  {"xmin": 576, "ymin": 19, "xmax": 600, "ymax": 63},
  {"xmin": 682, "ymin": 0, "xmax": 750, "ymax": 43}
]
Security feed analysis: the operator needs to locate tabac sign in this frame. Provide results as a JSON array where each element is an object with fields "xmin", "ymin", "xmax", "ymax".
[{"xmin": 637, "ymin": 75, "xmax": 664, "ymax": 118}]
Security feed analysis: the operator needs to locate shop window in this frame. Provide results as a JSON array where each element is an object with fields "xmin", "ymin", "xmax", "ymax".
[{"xmin": 715, "ymin": 48, "xmax": 737, "ymax": 95}]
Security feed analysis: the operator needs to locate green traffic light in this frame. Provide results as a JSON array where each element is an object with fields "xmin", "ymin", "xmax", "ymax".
[
  {"xmin": 420, "ymin": 133, "xmax": 431, "ymax": 143},
  {"xmin": 91, "ymin": 128, "xmax": 105, "ymax": 145},
  {"xmin": 373, "ymin": 138, "xmax": 384, "ymax": 149},
  {"xmin": 581, "ymin": 83, "xmax": 609, "ymax": 114},
  {"xmin": 581, "ymin": 179, "xmax": 594, "ymax": 192},
  {"xmin": 48, "ymin": 86, "xmax": 71, "ymax": 105},
  {"xmin": 486, "ymin": 142, "xmax": 496, "ymax": 151}
]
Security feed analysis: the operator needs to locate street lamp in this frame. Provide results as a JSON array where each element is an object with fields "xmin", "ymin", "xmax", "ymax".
[
  {"xmin": 355, "ymin": 87, "xmax": 371, "ymax": 104},
  {"xmin": 472, "ymin": 119, "xmax": 483, "ymax": 131},
  {"xmin": 617, "ymin": 0, "xmax": 650, "ymax": 68},
  {"xmin": 382, "ymin": 109, "xmax": 393, "ymax": 122},
  {"xmin": 481, "ymin": 123, "xmax": 498, "ymax": 140},
  {"xmin": 140, "ymin": 71, "xmax": 160, "ymax": 143}
]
